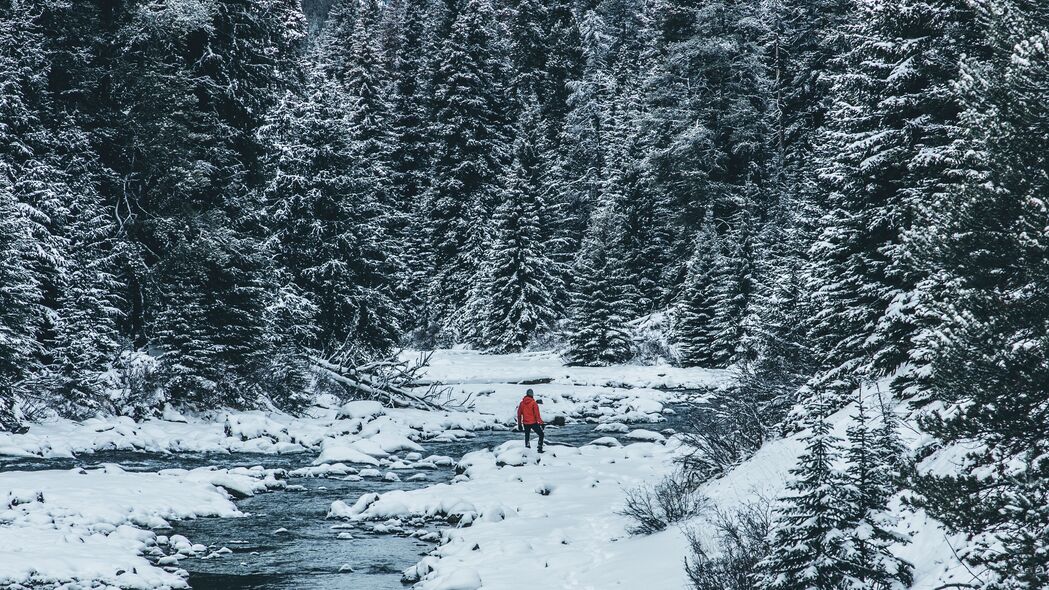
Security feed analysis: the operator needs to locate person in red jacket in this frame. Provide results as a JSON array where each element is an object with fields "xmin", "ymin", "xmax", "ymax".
[{"xmin": 517, "ymin": 389, "xmax": 544, "ymax": 453}]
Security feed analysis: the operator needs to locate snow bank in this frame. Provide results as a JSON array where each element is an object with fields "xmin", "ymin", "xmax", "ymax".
[
  {"xmin": 409, "ymin": 349, "xmax": 732, "ymax": 390},
  {"xmin": 329, "ymin": 390, "xmax": 968, "ymax": 590},
  {"xmin": 330, "ymin": 438, "xmax": 681, "ymax": 590},
  {"xmin": 1, "ymin": 350, "xmax": 708, "ymax": 461},
  {"xmin": 0, "ymin": 405, "xmax": 499, "ymax": 461},
  {"xmin": 674, "ymin": 394, "xmax": 971, "ymax": 590},
  {"xmin": 0, "ymin": 465, "xmax": 283, "ymax": 588}
]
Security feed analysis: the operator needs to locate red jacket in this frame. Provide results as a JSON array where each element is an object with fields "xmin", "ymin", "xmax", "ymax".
[{"xmin": 517, "ymin": 396, "xmax": 543, "ymax": 425}]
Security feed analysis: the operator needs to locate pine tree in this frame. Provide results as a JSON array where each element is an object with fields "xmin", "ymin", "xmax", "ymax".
[
  {"xmin": 566, "ymin": 208, "xmax": 634, "ymax": 366},
  {"xmin": 737, "ymin": 197, "xmax": 821, "ymax": 425},
  {"xmin": 604, "ymin": 75, "xmax": 673, "ymax": 314},
  {"xmin": 389, "ymin": 0, "xmax": 438, "ymax": 332},
  {"xmin": 675, "ymin": 218, "xmax": 723, "ymax": 367},
  {"xmin": 808, "ymin": 0, "xmax": 976, "ymax": 406},
  {"xmin": 913, "ymin": 3, "xmax": 1049, "ymax": 588},
  {"xmin": 261, "ymin": 73, "xmax": 401, "ymax": 356},
  {"xmin": 110, "ymin": 0, "xmax": 310, "ymax": 409},
  {"xmin": 507, "ymin": 0, "xmax": 547, "ymax": 96},
  {"xmin": 661, "ymin": 0, "xmax": 772, "ymax": 235},
  {"xmin": 709, "ymin": 206, "xmax": 759, "ymax": 366},
  {"xmin": 757, "ymin": 401, "xmax": 849, "ymax": 590},
  {"xmin": 469, "ymin": 98, "xmax": 561, "ymax": 352},
  {"xmin": 424, "ymin": 0, "xmax": 511, "ymax": 338},
  {"xmin": 50, "ymin": 127, "xmax": 122, "ymax": 417},
  {"xmin": 316, "ymin": 0, "xmax": 360, "ymax": 82},
  {"xmin": 0, "ymin": 179, "xmax": 39, "ymax": 431},
  {"xmin": 839, "ymin": 391, "xmax": 913, "ymax": 589}
]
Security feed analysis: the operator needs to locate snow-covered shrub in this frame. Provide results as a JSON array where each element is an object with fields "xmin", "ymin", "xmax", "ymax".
[
  {"xmin": 620, "ymin": 470, "xmax": 704, "ymax": 535},
  {"xmin": 106, "ymin": 351, "xmax": 165, "ymax": 419},
  {"xmin": 684, "ymin": 499, "xmax": 772, "ymax": 590},
  {"xmin": 629, "ymin": 312, "xmax": 676, "ymax": 365},
  {"xmin": 677, "ymin": 387, "xmax": 773, "ymax": 484}
]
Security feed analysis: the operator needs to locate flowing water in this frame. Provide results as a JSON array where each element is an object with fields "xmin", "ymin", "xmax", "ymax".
[{"xmin": 6, "ymin": 411, "xmax": 689, "ymax": 590}]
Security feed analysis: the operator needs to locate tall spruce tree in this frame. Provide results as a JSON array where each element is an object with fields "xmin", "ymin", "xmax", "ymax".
[
  {"xmin": 675, "ymin": 217, "xmax": 725, "ymax": 367},
  {"xmin": 50, "ymin": 127, "xmax": 122, "ymax": 417},
  {"xmin": 914, "ymin": 2, "xmax": 1049, "ymax": 587},
  {"xmin": 389, "ymin": 0, "xmax": 438, "ymax": 331},
  {"xmin": 566, "ymin": 207, "xmax": 634, "ymax": 366},
  {"xmin": 262, "ymin": 72, "xmax": 401, "ymax": 357},
  {"xmin": 0, "ymin": 180, "xmax": 39, "ymax": 431},
  {"xmin": 469, "ymin": 97, "xmax": 561, "ymax": 352},
  {"xmin": 839, "ymin": 391, "xmax": 913, "ymax": 589},
  {"xmin": 757, "ymin": 401, "xmax": 849, "ymax": 590},
  {"xmin": 808, "ymin": 0, "xmax": 975, "ymax": 407},
  {"xmin": 424, "ymin": 0, "xmax": 510, "ymax": 339}
]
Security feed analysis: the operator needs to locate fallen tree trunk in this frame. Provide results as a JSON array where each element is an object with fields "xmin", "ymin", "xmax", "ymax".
[{"xmin": 309, "ymin": 355, "xmax": 461, "ymax": 412}]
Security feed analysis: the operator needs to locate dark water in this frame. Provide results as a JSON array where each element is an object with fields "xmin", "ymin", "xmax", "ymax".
[{"xmin": 2, "ymin": 411, "xmax": 688, "ymax": 590}]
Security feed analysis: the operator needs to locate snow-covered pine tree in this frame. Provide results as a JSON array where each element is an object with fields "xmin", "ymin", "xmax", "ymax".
[
  {"xmin": 675, "ymin": 217, "xmax": 724, "ymax": 368},
  {"xmin": 565, "ymin": 207, "xmax": 634, "ymax": 366},
  {"xmin": 341, "ymin": 0, "xmax": 408, "ymax": 340},
  {"xmin": 50, "ymin": 127, "xmax": 123, "ymax": 417},
  {"xmin": 507, "ymin": 0, "xmax": 547, "ymax": 97},
  {"xmin": 0, "ymin": 179, "xmax": 39, "ymax": 431},
  {"xmin": 315, "ymin": 0, "xmax": 359, "ymax": 82},
  {"xmin": 913, "ymin": 2, "xmax": 1049, "ymax": 587},
  {"xmin": 764, "ymin": 0, "xmax": 853, "ymax": 207},
  {"xmin": 709, "ymin": 206, "xmax": 759, "ymax": 366},
  {"xmin": 113, "ymin": 0, "xmax": 310, "ymax": 409},
  {"xmin": 261, "ymin": 72, "xmax": 401, "ymax": 357},
  {"xmin": 757, "ymin": 399, "xmax": 849, "ymax": 590},
  {"xmin": 739, "ymin": 0, "xmax": 852, "ymax": 411},
  {"xmin": 469, "ymin": 96, "xmax": 561, "ymax": 353},
  {"xmin": 737, "ymin": 196, "xmax": 821, "ymax": 425},
  {"xmin": 662, "ymin": 0, "xmax": 772, "ymax": 239},
  {"xmin": 636, "ymin": 0, "xmax": 699, "ymax": 286},
  {"xmin": 559, "ymin": 8, "xmax": 614, "ymax": 279},
  {"xmin": 424, "ymin": 0, "xmax": 511, "ymax": 339},
  {"xmin": 342, "ymin": 0, "xmax": 396, "ymax": 193},
  {"xmin": 0, "ymin": 1, "xmax": 47, "ymax": 427},
  {"xmin": 808, "ymin": 0, "xmax": 976, "ymax": 408},
  {"xmin": 539, "ymin": 0, "xmax": 583, "ymax": 133},
  {"xmin": 839, "ymin": 390, "xmax": 913, "ymax": 589},
  {"xmin": 602, "ymin": 70, "xmax": 673, "ymax": 315},
  {"xmin": 389, "ymin": 0, "xmax": 438, "ymax": 333}
]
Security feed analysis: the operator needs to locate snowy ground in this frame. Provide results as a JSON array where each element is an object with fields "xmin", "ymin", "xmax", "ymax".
[
  {"xmin": 0, "ymin": 350, "xmax": 729, "ymax": 589},
  {"xmin": 1, "ymin": 352, "xmax": 972, "ymax": 589},
  {"xmin": 331, "ymin": 437, "xmax": 689, "ymax": 590},
  {"xmin": 0, "ymin": 465, "xmax": 285, "ymax": 589},
  {"xmin": 325, "ymin": 372, "xmax": 972, "ymax": 590}
]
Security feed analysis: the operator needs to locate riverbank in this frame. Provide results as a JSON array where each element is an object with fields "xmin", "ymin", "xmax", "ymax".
[{"xmin": 0, "ymin": 351, "xmax": 729, "ymax": 589}]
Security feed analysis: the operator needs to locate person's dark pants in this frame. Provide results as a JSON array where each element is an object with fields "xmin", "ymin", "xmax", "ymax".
[{"xmin": 524, "ymin": 423, "xmax": 544, "ymax": 451}]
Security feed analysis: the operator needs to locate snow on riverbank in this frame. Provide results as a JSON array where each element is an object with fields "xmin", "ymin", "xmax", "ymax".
[
  {"xmin": 330, "ymin": 435, "xmax": 686, "ymax": 590},
  {"xmin": 329, "ymin": 395, "xmax": 969, "ymax": 590},
  {"xmin": 0, "ymin": 350, "xmax": 730, "ymax": 589},
  {"xmin": 0, "ymin": 465, "xmax": 285, "ymax": 588},
  {"xmin": 0, "ymin": 351, "xmax": 728, "ymax": 461},
  {"xmin": 411, "ymin": 349, "xmax": 732, "ymax": 390}
]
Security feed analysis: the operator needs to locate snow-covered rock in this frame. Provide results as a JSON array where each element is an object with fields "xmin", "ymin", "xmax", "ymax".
[{"xmin": 625, "ymin": 429, "xmax": 666, "ymax": 443}]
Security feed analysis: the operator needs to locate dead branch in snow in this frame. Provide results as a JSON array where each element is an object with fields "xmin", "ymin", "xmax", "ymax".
[{"xmin": 309, "ymin": 350, "xmax": 472, "ymax": 412}]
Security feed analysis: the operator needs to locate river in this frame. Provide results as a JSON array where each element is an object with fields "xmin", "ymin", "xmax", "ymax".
[{"xmin": 4, "ymin": 413, "xmax": 687, "ymax": 590}]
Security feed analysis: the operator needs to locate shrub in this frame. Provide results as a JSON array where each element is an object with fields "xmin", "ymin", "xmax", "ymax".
[
  {"xmin": 684, "ymin": 498, "xmax": 773, "ymax": 590},
  {"xmin": 620, "ymin": 471, "xmax": 705, "ymax": 535}
]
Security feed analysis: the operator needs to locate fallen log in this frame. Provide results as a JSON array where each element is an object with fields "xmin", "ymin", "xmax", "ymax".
[{"xmin": 309, "ymin": 356, "xmax": 462, "ymax": 411}]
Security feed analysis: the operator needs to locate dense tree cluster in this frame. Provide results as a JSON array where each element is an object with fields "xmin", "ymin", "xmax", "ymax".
[{"xmin": 1, "ymin": 0, "xmax": 1047, "ymax": 584}]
